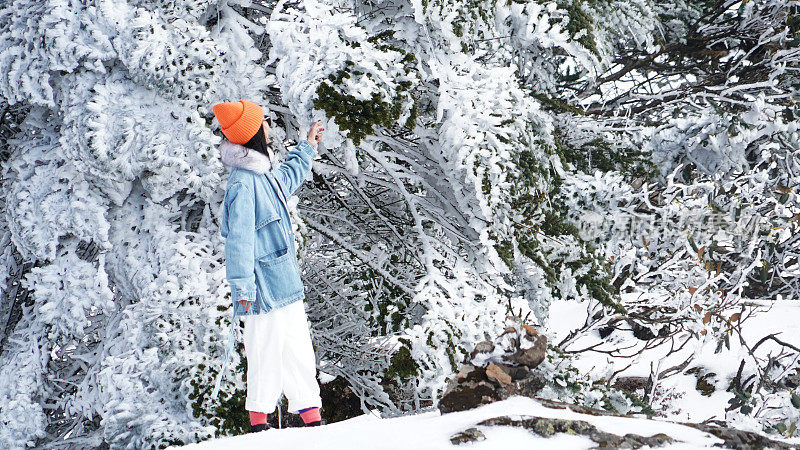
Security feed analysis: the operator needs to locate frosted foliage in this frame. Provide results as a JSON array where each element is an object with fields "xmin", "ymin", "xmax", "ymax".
[
  {"xmin": 22, "ymin": 250, "xmax": 115, "ymax": 337},
  {"xmin": 495, "ymin": 1, "xmax": 601, "ymax": 93},
  {"xmin": 649, "ymin": 96, "xmax": 779, "ymax": 179},
  {"xmin": 560, "ymin": 171, "xmax": 634, "ymax": 243},
  {"xmin": 406, "ymin": 261, "xmax": 533, "ymax": 400},
  {"xmin": 512, "ymin": 256, "xmax": 552, "ymax": 325},
  {"xmin": 71, "ymin": 186, "xmax": 228, "ymax": 448},
  {"xmin": 410, "ymin": 0, "xmax": 497, "ymax": 53},
  {"xmin": 651, "ymin": 0, "xmax": 704, "ymax": 44},
  {"xmin": 620, "ymin": 96, "xmax": 800, "ymax": 309},
  {"xmin": 556, "ymin": 93, "xmax": 799, "ymax": 431},
  {"xmin": 56, "ymin": 71, "xmax": 223, "ymax": 204},
  {"xmin": 587, "ymin": 0, "xmax": 658, "ymax": 53},
  {"xmin": 0, "ymin": 325, "xmax": 48, "ymax": 448},
  {"xmin": 390, "ymin": 57, "xmax": 554, "ymax": 400},
  {"xmin": 355, "ymin": 3, "xmax": 558, "ymax": 399},
  {"xmin": 264, "ymin": 0, "xmax": 601, "ymax": 410},
  {"xmin": 432, "ymin": 53, "xmax": 551, "ymax": 266},
  {"xmin": 0, "ymin": 228, "xmax": 11, "ymax": 293},
  {"xmin": 267, "ymin": 0, "xmax": 418, "ymax": 141},
  {"xmin": 1, "ymin": 0, "xmax": 798, "ymax": 446},
  {"xmin": 0, "ymin": 240, "xmax": 114, "ymax": 449},
  {"xmin": 126, "ymin": 0, "xmax": 214, "ymax": 18},
  {"xmin": 2, "ymin": 109, "xmax": 111, "ymax": 262},
  {"xmin": 0, "ymin": 0, "xmax": 114, "ymax": 107},
  {"xmin": 206, "ymin": 2, "xmax": 271, "ymax": 101},
  {"xmin": 0, "ymin": 0, "xmax": 266, "ymax": 447},
  {"xmin": 98, "ymin": 0, "xmax": 269, "ymax": 104}
]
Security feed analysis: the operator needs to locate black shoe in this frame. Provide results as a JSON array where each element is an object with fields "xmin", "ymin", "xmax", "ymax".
[
  {"xmin": 249, "ymin": 423, "xmax": 269, "ymax": 433},
  {"xmin": 304, "ymin": 419, "xmax": 327, "ymax": 427}
]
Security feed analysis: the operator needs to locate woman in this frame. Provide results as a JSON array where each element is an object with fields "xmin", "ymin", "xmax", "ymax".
[{"xmin": 210, "ymin": 100, "xmax": 325, "ymax": 432}]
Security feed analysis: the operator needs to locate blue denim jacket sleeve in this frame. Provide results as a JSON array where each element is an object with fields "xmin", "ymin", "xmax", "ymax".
[
  {"xmin": 271, "ymin": 140, "xmax": 317, "ymax": 197},
  {"xmin": 223, "ymin": 181, "xmax": 256, "ymax": 304}
]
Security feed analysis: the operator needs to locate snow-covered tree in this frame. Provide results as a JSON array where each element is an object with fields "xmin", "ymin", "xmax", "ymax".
[
  {"xmin": 0, "ymin": 0, "xmax": 269, "ymax": 447},
  {"xmin": 2, "ymin": 0, "xmax": 798, "ymax": 447},
  {"xmin": 551, "ymin": 0, "xmax": 800, "ymax": 436}
]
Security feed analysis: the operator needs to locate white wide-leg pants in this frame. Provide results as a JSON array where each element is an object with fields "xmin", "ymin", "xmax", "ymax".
[{"xmin": 240, "ymin": 299, "xmax": 322, "ymax": 414}]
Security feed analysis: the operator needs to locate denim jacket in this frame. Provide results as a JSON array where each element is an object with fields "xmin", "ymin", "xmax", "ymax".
[{"xmin": 212, "ymin": 138, "xmax": 317, "ymax": 397}]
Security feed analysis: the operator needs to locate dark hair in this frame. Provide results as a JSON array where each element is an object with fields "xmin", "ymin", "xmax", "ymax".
[{"xmin": 241, "ymin": 123, "xmax": 271, "ymax": 157}]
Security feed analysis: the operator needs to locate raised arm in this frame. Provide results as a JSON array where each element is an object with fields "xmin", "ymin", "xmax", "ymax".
[
  {"xmin": 271, "ymin": 121, "xmax": 324, "ymax": 197},
  {"xmin": 270, "ymin": 140, "xmax": 317, "ymax": 197}
]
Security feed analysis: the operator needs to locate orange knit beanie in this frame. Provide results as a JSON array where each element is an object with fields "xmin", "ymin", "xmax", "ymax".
[{"xmin": 212, "ymin": 100, "xmax": 264, "ymax": 144}]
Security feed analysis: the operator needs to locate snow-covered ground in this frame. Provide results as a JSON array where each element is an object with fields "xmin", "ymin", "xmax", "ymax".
[
  {"xmin": 171, "ymin": 395, "xmax": 800, "ymax": 449},
  {"xmin": 170, "ymin": 297, "xmax": 800, "ymax": 450},
  {"xmin": 550, "ymin": 295, "xmax": 800, "ymax": 427}
]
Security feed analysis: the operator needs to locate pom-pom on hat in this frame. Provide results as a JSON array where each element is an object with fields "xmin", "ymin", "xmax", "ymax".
[{"xmin": 212, "ymin": 100, "xmax": 264, "ymax": 144}]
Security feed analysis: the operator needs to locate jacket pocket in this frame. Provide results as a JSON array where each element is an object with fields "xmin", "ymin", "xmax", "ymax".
[
  {"xmin": 257, "ymin": 247, "xmax": 303, "ymax": 301},
  {"xmin": 255, "ymin": 213, "xmax": 286, "ymax": 259},
  {"xmin": 256, "ymin": 213, "xmax": 280, "ymax": 231}
]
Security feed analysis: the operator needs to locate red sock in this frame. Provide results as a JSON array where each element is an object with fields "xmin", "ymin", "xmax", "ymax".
[
  {"xmin": 299, "ymin": 407, "xmax": 321, "ymax": 424},
  {"xmin": 249, "ymin": 411, "xmax": 267, "ymax": 426}
]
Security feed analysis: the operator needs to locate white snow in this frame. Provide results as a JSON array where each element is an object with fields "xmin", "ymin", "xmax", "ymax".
[
  {"xmin": 171, "ymin": 396, "xmax": 740, "ymax": 449},
  {"xmin": 551, "ymin": 295, "xmax": 800, "ymax": 425},
  {"xmin": 173, "ymin": 299, "xmax": 800, "ymax": 450}
]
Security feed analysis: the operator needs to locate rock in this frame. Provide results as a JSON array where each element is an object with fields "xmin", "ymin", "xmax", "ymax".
[
  {"xmin": 440, "ymin": 362, "xmax": 547, "ymax": 415},
  {"xmin": 447, "ymin": 406, "xmax": 796, "ymax": 449},
  {"xmin": 508, "ymin": 335, "xmax": 547, "ymax": 368},
  {"xmin": 499, "ymin": 326, "xmax": 517, "ymax": 337},
  {"xmin": 486, "ymin": 363, "xmax": 512, "ymax": 386},
  {"xmin": 317, "ymin": 375, "xmax": 364, "ymax": 424},
  {"xmin": 784, "ymin": 369, "xmax": 800, "ymax": 389},
  {"xmin": 683, "ymin": 422, "xmax": 796, "ymax": 449},
  {"xmin": 695, "ymin": 376, "xmax": 716, "ymax": 397},
  {"xmin": 599, "ymin": 318, "xmax": 669, "ymax": 341},
  {"xmin": 521, "ymin": 324, "xmax": 538, "ymax": 339},
  {"xmin": 504, "ymin": 371, "xmax": 546, "ymax": 398},
  {"xmin": 496, "ymin": 363, "xmax": 529, "ymax": 381},
  {"xmin": 440, "ymin": 320, "xmax": 550, "ymax": 414},
  {"xmin": 449, "ymin": 427, "xmax": 486, "ymax": 445},
  {"xmin": 438, "ymin": 380, "xmax": 500, "ymax": 414},
  {"xmin": 269, "ymin": 375, "xmax": 364, "ymax": 428},
  {"xmin": 453, "ymin": 364, "xmax": 484, "ymax": 383},
  {"xmin": 470, "ymin": 340, "xmax": 495, "ymax": 359},
  {"xmin": 612, "ymin": 376, "xmax": 650, "ymax": 394},
  {"xmin": 470, "ymin": 416, "xmax": 676, "ymax": 448},
  {"xmin": 686, "ymin": 367, "xmax": 717, "ymax": 397},
  {"xmin": 439, "ymin": 365, "xmax": 501, "ymax": 414},
  {"xmin": 536, "ymin": 398, "xmax": 630, "ymax": 417},
  {"xmin": 630, "ymin": 319, "xmax": 668, "ymax": 341}
]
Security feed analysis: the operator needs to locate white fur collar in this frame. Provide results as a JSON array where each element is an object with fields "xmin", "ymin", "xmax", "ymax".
[{"xmin": 219, "ymin": 140, "xmax": 272, "ymax": 174}]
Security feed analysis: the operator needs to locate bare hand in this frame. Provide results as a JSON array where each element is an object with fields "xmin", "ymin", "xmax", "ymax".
[
  {"xmin": 306, "ymin": 120, "xmax": 324, "ymax": 147},
  {"xmin": 238, "ymin": 300, "xmax": 252, "ymax": 312}
]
